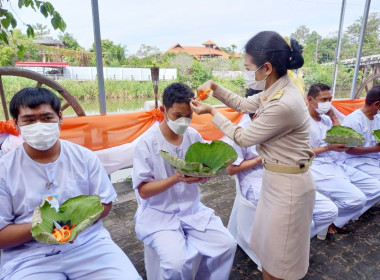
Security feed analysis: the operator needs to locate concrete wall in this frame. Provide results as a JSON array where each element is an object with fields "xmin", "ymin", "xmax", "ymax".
[
  {"xmin": 17, "ymin": 66, "xmax": 177, "ymax": 81},
  {"xmin": 212, "ymin": 70, "xmax": 242, "ymax": 79}
]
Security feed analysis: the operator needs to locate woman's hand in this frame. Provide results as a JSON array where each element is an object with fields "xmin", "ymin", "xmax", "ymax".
[
  {"xmin": 190, "ymin": 99, "xmax": 216, "ymax": 116},
  {"xmin": 197, "ymin": 80, "xmax": 217, "ymax": 97}
]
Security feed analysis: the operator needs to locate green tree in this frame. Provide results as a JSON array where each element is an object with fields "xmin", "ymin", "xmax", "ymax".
[
  {"xmin": 344, "ymin": 12, "xmax": 380, "ymax": 57},
  {"xmin": 188, "ymin": 61, "xmax": 213, "ymax": 88},
  {"xmin": 0, "ymin": 0, "xmax": 66, "ymax": 56},
  {"xmin": 231, "ymin": 44, "xmax": 237, "ymax": 53},
  {"xmin": 290, "ymin": 25, "xmax": 310, "ymax": 45},
  {"xmin": 168, "ymin": 53, "xmax": 194, "ymax": 77},
  {"xmin": 32, "ymin": 23, "xmax": 50, "ymax": 38},
  {"xmin": 221, "ymin": 44, "xmax": 238, "ymax": 55},
  {"xmin": 303, "ymin": 31, "xmax": 322, "ymax": 64},
  {"xmin": 59, "ymin": 32, "xmax": 83, "ymax": 50},
  {"xmin": 203, "ymin": 57, "xmax": 231, "ymax": 72},
  {"xmin": 0, "ymin": 28, "xmax": 41, "ymax": 65},
  {"xmin": 0, "ymin": 45, "xmax": 14, "ymax": 65},
  {"xmin": 90, "ymin": 39, "xmax": 127, "ymax": 66},
  {"xmin": 136, "ymin": 44, "xmax": 160, "ymax": 57}
]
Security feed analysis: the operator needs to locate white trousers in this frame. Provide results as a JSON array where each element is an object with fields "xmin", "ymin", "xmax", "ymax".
[
  {"xmin": 312, "ymin": 174, "xmax": 366, "ymax": 228},
  {"xmin": 343, "ymin": 163, "xmax": 380, "ymax": 214},
  {"xmin": 2, "ymin": 237, "xmax": 141, "ymax": 280},
  {"xmin": 246, "ymin": 185, "xmax": 338, "ymax": 238},
  {"xmin": 310, "ymin": 192, "xmax": 338, "ymax": 237},
  {"xmin": 350, "ymin": 162, "xmax": 380, "ymax": 181},
  {"xmin": 143, "ymin": 215, "xmax": 237, "ymax": 280}
]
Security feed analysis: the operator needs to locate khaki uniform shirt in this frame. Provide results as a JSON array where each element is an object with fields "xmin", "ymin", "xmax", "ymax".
[{"xmin": 212, "ymin": 74, "xmax": 314, "ymax": 166}]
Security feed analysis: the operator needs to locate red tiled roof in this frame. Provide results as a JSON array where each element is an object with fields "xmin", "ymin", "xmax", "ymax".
[
  {"xmin": 165, "ymin": 41, "xmax": 233, "ymax": 60},
  {"xmin": 202, "ymin": 40, "xmax": 216, "ymax": 45}
]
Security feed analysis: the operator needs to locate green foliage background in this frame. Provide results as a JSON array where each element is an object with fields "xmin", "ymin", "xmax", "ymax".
[{"xmin": 0, "ymin": 7, "xmax": 379, "ymax": 102}]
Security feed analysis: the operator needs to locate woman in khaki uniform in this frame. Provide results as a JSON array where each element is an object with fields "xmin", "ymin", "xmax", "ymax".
[{"xmin": 190, "ymin": 31, "xmax": 316, "ymax": 280}]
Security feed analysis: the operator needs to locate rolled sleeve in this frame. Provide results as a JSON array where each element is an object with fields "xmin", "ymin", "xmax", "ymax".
[
  {"xmin": 88, "ymin": 153, "xmax": 116, "ymax": 204},
  {"xmin": 0, "ymin": 185, "xmax": 13, "ymax": 231},
  {"xmin": 132, "ymin": 140, "xmax": 155, "ymax": 190}
]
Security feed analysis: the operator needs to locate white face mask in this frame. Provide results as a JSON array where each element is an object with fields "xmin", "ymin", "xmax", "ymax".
[
  {"xmin": 312, "ymin": 99, "xmax": 332, "ymax": 115},
  {"xmin": 20, "ymin": 122, "xmax": 60, "ymax": 151},
  {"xmin": 166, "ymin": 115, "xmax": 191, "ymax": 135},
  {"xmin": 244, "ymin": 64, "xmax": 267, "ymax": 91}
]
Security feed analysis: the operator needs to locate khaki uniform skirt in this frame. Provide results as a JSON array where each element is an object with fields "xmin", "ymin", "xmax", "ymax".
[{"xmin": 250, "ymin": 167, "xmax": 316, "ymax": 280}]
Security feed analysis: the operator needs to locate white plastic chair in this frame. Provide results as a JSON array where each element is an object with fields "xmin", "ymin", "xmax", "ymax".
[{"xmin": 227, "ymin": 176, "xmax": 261, "ymax": 270}]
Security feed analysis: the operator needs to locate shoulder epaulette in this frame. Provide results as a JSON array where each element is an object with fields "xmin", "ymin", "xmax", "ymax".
[{"xmin": 270, "ymin": 89, "xmax": 284, "ymax": 101}]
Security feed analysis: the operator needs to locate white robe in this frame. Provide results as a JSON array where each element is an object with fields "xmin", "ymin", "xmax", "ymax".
[
  {"xmin": 132, "ymin": 124, "xmax": 236, "ymax": 280},
  {"xmin": 230, "ymin": 141, "xmax": 337, "ymax": 239},
  {"xmin": 309, "ymin": 115, "xmax": 380, "ymax": 226},
  {"xmin": 342, "ymin": 109, "xmax": 380, "ymax": 180},
  {"xmin": 0, "ymin": 140, "xmax": 141, "ymax": 280}
]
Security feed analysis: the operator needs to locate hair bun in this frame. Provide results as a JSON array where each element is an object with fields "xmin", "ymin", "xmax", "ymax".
[
  {"xmin": 287, "ymin": 39, "xmax": 304, "ymax": 70},
  {"xmin": 290, "ymin": 39, "xmax": 303, "ymax": 54}
]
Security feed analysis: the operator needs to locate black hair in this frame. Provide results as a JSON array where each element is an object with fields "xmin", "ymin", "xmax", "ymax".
[
  {"xmin": 365, "ymin": 85, "xmax": 380, "ymax": 106},
  {"xmin": 245, "ymin": 31, "xmax": 304, "ymax": 77},
  {"xmin": 10, "ymin": 87, "xmax": 61, "ymax": 119},
  {"xmin": 162, "ymin": 82, "xmax": 194, "ymax": 109},
  {"xmin": 245, "ymin": 89, "xmax": 262, "ymax": 119},
  {"xmin": 307, "ymin": 83, "xmax": 331, "ymax": 99}
]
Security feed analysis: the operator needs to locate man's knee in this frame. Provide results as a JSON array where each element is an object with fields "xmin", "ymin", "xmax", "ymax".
[
  {"xmin": 326, "ymin": 203, "xmax": 339, "ymax": 220},
  {"xmin": 220, "ymin": 234, "xmax": 237, "ymax": 256},
  {"xmin": 161, "ymin": 257, "xmax": 192, "ymax": 279},
  {"xmin": 338, "ymin": 193, "xmax": 366, "ymax": 210}
]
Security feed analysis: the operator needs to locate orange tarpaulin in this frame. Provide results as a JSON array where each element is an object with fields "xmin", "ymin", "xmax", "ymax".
[
  {"xmin": 332, "ymin": 98, "xmax": 365, "ymax": 116},
  {"xmin": 1, "ymin": 99, "xmax": 366, "ymax": 152},
  {"xmin": 60, "ymin": 107, "xmax": 243, "ymax": 151}
]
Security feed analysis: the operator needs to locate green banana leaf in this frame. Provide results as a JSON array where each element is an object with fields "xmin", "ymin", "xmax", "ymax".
[
  {"xmin": 323, "ymin": 125, "xmax": 365, "ymax": 147},
  {"xmin": 31, "ymin": 195, "xmax": 103, "ymax": 244},
  {"xmin": 160, "ymin": 140, "xmax": 238, "ymax": 177},
  {"xmin": 373, "ymin": 129, "xmax": 380, "ymax": 142}
]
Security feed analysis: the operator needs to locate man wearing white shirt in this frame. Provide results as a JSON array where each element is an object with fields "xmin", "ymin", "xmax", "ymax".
[
  {"xmin": 132, "ymin": 83, "xmax": 236, "ymax": 280},
  {"xmin": 342, "ymin": 85, "xmax": 380, "ymax": 181},
  {"xmin": 307, "ymin": 83, "xmax": 380, "ymax": 234},
  {"xmin": 0, "ymin": 87, "xmax": 141, "ymax": 280}
]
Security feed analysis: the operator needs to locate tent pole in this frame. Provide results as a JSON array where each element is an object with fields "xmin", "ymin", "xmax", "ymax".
[
  {"xmin": 91, "ymin": 0, "xmax": 107, "ymax": 114},
  {"xmin": 331, "ymin": 0, "xmax": 346, "ymax": 98},
  {"xmin": 350, "ymin": 0, "xmax": 371, "ymax": 99}
]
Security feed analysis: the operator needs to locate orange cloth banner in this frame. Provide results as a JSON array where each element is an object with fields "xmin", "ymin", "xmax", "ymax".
[
  {"xmin": 332, "ymin": 98, "xmax": 365, "ymax": 116},
  {"xmin": 60, "ymin": 107, "xmax": 243, "ymax": 151},
  {"xmin": 1, "ymin": 99, "xmax": 366, "ymax": 152}
]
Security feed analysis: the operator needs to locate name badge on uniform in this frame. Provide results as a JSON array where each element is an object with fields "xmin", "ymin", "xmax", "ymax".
[{"xmin": 42, "ymin": 194, "xmax": 60, "ymax": 212}]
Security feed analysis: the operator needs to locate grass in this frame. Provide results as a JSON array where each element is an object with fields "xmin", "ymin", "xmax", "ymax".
[
  {"xmin": 1, "ymin": 76, "xmax": 174, "ymax": 101},
  {"xmin": 1, "ymin": 76, "xmax": 353, "ymax": 104}
]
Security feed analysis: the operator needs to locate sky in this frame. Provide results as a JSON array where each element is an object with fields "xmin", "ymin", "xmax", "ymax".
[{"xmin": 3, "ymin": 0, "xmax": 380, "ymax": 55}]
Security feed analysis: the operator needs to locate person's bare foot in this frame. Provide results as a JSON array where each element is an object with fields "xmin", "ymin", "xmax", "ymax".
[
  {"xmin": 328, "ymin": 224, "xmax": 350, "ymax": 234},
  {"xmin": 328, "ymin": 224, "xmax": 338, "ymax": 234}
]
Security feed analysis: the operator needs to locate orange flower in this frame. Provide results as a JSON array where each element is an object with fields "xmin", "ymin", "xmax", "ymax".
[
  {"xmin": 198, "ymin": 89, "xmax": 211, "ymax": 101},
  {"xmin": 0, "ymin": 120, "xmax": 19, "ymax": 136}
]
